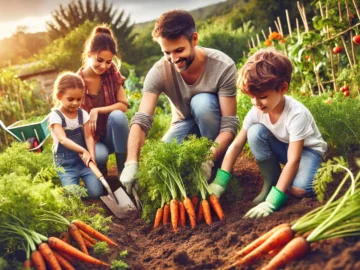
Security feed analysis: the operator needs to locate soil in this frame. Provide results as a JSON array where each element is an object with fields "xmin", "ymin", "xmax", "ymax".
[{"xmin": 76, "ymin": 154, "xmax": 360, "ymax": 270}]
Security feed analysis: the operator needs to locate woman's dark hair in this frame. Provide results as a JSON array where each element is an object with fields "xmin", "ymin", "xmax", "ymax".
[
  {"xmin": 82, "ymin": 24, "xmax": 118, "ymax": 65},
  {"xmin": 152, "ymin": 10, "xmax": 196, "ymax": 42}
]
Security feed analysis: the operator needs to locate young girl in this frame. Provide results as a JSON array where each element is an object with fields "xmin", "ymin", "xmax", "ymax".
[
  {"xmin": 77, "ymin": 25, "xmax": 129, "ymax": 179},
  {"xmin": 49, "ymin": 72, "xmax": 103, "ymax": 198}
]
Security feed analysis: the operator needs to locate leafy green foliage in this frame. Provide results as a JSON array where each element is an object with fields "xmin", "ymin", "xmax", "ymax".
[
  {"xmin": 93, "ymin": 241, "xmax": 109, "ymax": 255},
  {"xmin": 110, "ymin": 250, "xmax": 129, "ymax": 269},
  {"xmin": 313, "ymin": 156, "xmax": 348, "ymax": 202}
]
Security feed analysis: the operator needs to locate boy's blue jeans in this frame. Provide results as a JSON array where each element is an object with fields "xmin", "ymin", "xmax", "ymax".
[
  {"xmin": 247, "ymin": 124, "xmax": 322, "ymax": 194},
  {"xmin": 162, "ymin": 93, "xmax": 220, "ymax": 143},
  {"xmin": 95, "ymin": 110, "xmax": 129, "ymax": 169}
]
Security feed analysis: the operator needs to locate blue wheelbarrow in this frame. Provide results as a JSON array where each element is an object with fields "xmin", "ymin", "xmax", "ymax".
[{"xmin": 0, "ymin": 114, "xmax": 50, "ymax": 152}]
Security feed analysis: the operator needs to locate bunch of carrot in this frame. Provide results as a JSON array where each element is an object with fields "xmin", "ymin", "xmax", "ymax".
[
  {"xmin": 225, "ymin": 157, "xmax": 360, "ymax": 270},
  {"xmin": 1, "ymin": 211, "xmax": 117, "ymax": 269}
]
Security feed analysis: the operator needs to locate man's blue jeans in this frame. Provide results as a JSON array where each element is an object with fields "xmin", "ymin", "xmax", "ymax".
[
  {"xmin": 247, "ymin": 124, "xmax": 322, "ymax": 194},
  {"xmin": 162, "ymin": 93, "xmax": 221, "ymax": 143},
  {"xmin": 95, "ymin": 110, "xmax": 129, "ymax": 169}
]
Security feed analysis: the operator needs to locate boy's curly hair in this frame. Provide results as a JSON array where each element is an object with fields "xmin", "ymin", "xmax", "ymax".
[{"xmin": 237, "ymin": 48, "xmax": 292, "ymax": 96}]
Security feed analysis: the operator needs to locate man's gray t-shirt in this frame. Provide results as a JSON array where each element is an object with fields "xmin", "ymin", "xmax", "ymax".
[{"xmin": 143, "ymin": 47, "xmax": 237, "ymax": 123}]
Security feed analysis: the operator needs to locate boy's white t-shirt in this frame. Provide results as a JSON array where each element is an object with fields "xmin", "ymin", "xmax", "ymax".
[
  {"xmin": 242, "ymin": 95, "xmax": 327, "ymax": 156},
  {"xmin": 49, "ymin": 109, "xmax": 90, "ymax": 153}
]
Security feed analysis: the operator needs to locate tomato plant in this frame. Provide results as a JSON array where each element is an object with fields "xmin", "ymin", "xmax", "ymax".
[
  {"xmin": 340, "ymin": 85, "xmax": 349, "ymax": 92},
  {"xmin": 344, "ymin": 90, "xmax": 350, "ymax": 97},
  {"xmin": 333, "ymin": 46, "xmax": 342, "ymax": 54}
]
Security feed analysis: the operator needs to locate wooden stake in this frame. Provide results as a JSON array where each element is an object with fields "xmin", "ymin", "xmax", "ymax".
[
  {"xmin": 352, "ymin": 0, "xmax": 360, "ymax": 20},
  {"xmin": 326, "ymin": 4, "xmax": 337, "ymax": 92},
  {"xmin": 338, "ymin": 0, "xmax": 343, "ymax": 22},
  {"xmin": 274, "ymin": 21, "xmax": 281, "ymax": 33},
  {"xmin": 286, "ymin": 9, "xmax": 292, "ymax": 38},
  {"xmin": 251, "ymin": 36, "xmax": 256, "ymax": 48},
  {"xmin": 340, "ymin": 35, "xmax": 354, "ymax": 69},
  {"xmin": 345, "ymin": 0, "xmax": 357, "ymax": 66},
  {"xmin": 256, "ymin": 34, "xmax": 261, "ymax": 46},
  {"xmin": 277, "ymin": 17, "xmax": 284, "ymax": 36},
  {"xmin": 261, "ymin": 29, "xmax": 267, "ymax": 40},
  {"xmin": 296, "ymin": 18, "xmax": 300, "ymax": 39},
  {"xmin": 248, "ymin": 40, "xmax": 252, "ymax": 50},
  {"xmin": 269, "ymin": 27, "xmax": 272, "ymax": 35}
]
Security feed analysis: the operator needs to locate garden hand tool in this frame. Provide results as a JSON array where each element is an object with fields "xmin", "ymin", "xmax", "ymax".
[
  {"xmin": 252, "ymin": 156, "xmax": 282, "ymax": 205},
  {"xmin": 244, "ymin": 186, "xmax": 287, "ymax": 218},
  {"xmin": 88, "ymin": 161, "xmax": 137, "ymax": 218}
]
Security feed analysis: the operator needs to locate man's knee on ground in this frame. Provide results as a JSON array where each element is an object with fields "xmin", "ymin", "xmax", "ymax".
[{"xmin": 289, "ymin": 186, "xmax": 308, "ymax": 198}]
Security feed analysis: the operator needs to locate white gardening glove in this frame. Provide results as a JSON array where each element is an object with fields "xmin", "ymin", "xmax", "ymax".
[
  {"xmin": 201, "ymin": 160, "xmax": 214, "ymax": 182},
  {"xmin": 119, "ymin": 161, "xmax": 139, "ymax": 194}
]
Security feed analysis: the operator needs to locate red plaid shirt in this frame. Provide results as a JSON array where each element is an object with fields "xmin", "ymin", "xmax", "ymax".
[{"xmin": 77, "ymin": 62, "xmax": 124, "ymax": 141}]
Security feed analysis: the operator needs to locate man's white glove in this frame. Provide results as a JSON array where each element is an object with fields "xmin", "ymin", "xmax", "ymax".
[
  {"xmin": 119, "ymin": 161, "xmax": 139, "ymax": 194},
  {"xmin": 201, "ymin": 160, "xmax": 214, "ymax": 182}
]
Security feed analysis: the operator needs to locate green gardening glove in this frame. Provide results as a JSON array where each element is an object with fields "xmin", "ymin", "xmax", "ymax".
[
  {"xmin": 209, "ymin": 169, "xmax": 232, "ymax": 198},
  {"xmin": 244, "ymin": 186, "xmax": 287, "ymax": 219}
]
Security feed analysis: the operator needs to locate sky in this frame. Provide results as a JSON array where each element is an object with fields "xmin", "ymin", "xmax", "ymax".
[{"xmin": 0, "ymin": 0, "xmax": 225, "ymax": 40}]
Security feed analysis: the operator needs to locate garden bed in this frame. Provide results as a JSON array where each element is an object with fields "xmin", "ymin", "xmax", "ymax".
[{"xmin": 77, "ymin": 153, "xmax": 360, "ymax": 270}]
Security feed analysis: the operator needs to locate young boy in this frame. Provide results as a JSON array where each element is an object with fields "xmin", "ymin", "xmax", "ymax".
[{"xmin": 209, "ymin": 48, "xmax": 327, "ymax": 218}]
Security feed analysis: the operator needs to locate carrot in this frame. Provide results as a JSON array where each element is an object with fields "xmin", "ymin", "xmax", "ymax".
[
  {"xmin": 30, "ymin": 250, "xmax": 46, "ymax": 270},
  {"xmin": 183, "ymin": 197, "xmax": 196, "ymax": 229},
  {"xmin": 52, "ymin": 251, "xmax": 76, "ymax": 270},
  {"xmin": 38, "ymin": 243, "xmax": 62, "ymax": 270},
  {"xmin": 163, "ymin": 204, "xmax": 170, "ymax": 225},
  {"xmin": 231, "ymin": 226, "xmax": 294, "ymax": 267},
  {"xmin": 71, "ymin": 220, "xmax": 118, "ymax": 247},
  {"xmin": 58, "ymin": 251, "xmax": 75, "ymax": 264},
  {"xmin": 48, "ymin": 237, "xmax": 110, "ymax": 267},
  {"xmin": 83, "ymin": 238, "xmax": 94, "ymax": 249},
  {"xmin": 154, "ymin": 207, "xmax": 163, "ymax": 228},
  {"xmin": 261, "ymin": 236, "xmax": 310, "ymax": 270},
  {"xmin": 208, "ymin": 194, "xmax": 224, "ymax": 221},
  {"xmin": 179, "ymin": 201, "xmax": 186, "ymax": 227},
  {"xmin": 197, "ymin": 202, "xmax": 204, "ymax": 223},
  {"xmin": 170, "ymin": 199, "xmax": 179, "ymax": 232},
  {"xmin": 191, "ymin": 195, "xmax": 199, "ymax": 212},
  {"xmin": 23, "ymin": 259, "xmax": 32, "ymax": 269},
  {"xmin": 267, "ymin": 244, "xmax": 285, "ymax": 258},
  {"xmin": 201, "ymin": 200, "xmax": 212, "ymax": 225},
  {"xmin": 68, "ymin": 223, "xmax": 88, "ymax": 255},
  {"xmin": 59, "ymin": 231, "xmax": 71, "ymax": 244},
  {"xmin": 236, "ymin": 223, "xmax": 290, "ymax": 258},
  {"xmin": 79, "ymin": 229, "xmax": 97, "ymax": 245}
]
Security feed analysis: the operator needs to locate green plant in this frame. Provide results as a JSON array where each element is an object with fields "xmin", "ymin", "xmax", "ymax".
[{"xmin": 93, "ymin": 241, "xmax": 109, "ymax": 255}]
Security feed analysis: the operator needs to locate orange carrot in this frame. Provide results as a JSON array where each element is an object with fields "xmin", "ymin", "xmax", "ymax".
[
  {"xmin": 267, "ymin": 244, "xmax": 285, "ymax": 258},
  {"xmin": 58, "ymin": 251, "xmax": 75, "ymax": 264},
  {"xmin": 261, "ymin": 236, "xmax": 310, "ymax": 270},
  {"xmin": 236, "ymin": 223, "xmax": 290, "ymax": 258},
  {"xmin": 170, "ymin": 199, "xmax": 179, "ymax": 232},
  {"xmin": 197, "ymin": 202, "xmax": 204, "ymax": 223},
  {"xmin": 59, "ymin": 231, "xmax": 71, "ymax": 244},
  {"xmin": 30, "ymin": 250, "xmax": 46, "ymax": 270},
  {"xmin": 23, "ymin": 259, "xmax": 32, "ymax": 269},
  {"xmin": 38, "ymin": 243, "xmax": 62, "ymax": 270},
  {"xmin": 79, "ymin": 229, "xmax": 97, "ymax": 245},
  {"xmin": 208, "ymin": 194, "xmax": 224, "ymax": 221},
  {"xmin": 179, "ymin": 201, "xmax": 186, "ymax": 227},
  {"xmin": 163, "ymin": 204, "xmax": 170, "ymax": 225},
  {"xmin": 191, "ymin": 195, "xmax": 199, "ymax": 212},
  {"xmin": 153, "ymin": 207, "xmax": 163, "ymax": 228},
  {"xmin": 201, "ymin": 200, "xmax": 212, "ymax": 225},
  {"xmin": 83, "ymin": 238, "xmax": 94, "ymax": 249},
  {"xmin": 52, "ymin": 251, "xmax": 76, "ymax": 270},
  {"xmin": 68, "ymin": 223, "xmax": 88, "ymax": 255},
  {"xmin": 231, "ymin": 226, "xmax": 294, "ymax": 267},
  {"xmin": 71, "ymin": 220, "xmax": 118, "ymax": 247},
  {"xmin": 48, "ymin": 237, "xmax": 110, "ymax": 267},
  {"xmin": 183, "ymin": 197, "xmax": 196, "ymax": 229}
]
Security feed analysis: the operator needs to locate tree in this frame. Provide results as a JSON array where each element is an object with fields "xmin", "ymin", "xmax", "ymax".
[{"xmin": 46, "ymin": 0, "xmax": 136, "ymax": 63}]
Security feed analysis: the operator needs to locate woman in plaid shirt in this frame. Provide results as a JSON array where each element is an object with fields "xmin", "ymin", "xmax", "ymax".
[{"xmin": 77, "ymin": 25, "xmax": 129, "ymax": 178}]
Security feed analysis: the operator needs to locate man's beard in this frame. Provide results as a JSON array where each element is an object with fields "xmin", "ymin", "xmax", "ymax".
[{"xmin": 171, "ymin": 48, "xmax": 195, "ymax": 72}]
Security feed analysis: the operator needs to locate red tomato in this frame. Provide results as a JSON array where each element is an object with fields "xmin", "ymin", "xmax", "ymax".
[
  {"xmin": 344, "ymin": 90, "xmax": 350, "ymax": 97},
  {"xmin": 305, "ymin": 55, "xmax": 310, "ymax": 60},
  {"xmin": 353, "ymin": 35, "xmax": 360, "ymax": 45},
  {"xmin": 340, "ymin": 85, "xmax": 349, "ymax": 92},
  {"xmin": 333, "ymin": 46, "xmax": 342, "ymax": 54}
]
